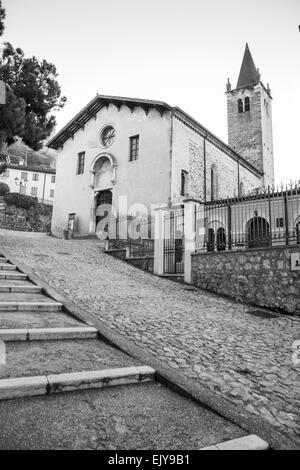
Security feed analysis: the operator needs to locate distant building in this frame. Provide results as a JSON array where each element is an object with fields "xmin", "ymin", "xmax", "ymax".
[{"xmin": 0, "ymin": 164, "xmax": 56, "ymax": 205}]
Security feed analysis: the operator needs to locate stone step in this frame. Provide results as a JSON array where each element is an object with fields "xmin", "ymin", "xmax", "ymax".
[
  {"xmin": 0, "ymin": 302, "xmax": 62, "ymax": 312},
  {"xmin": 0, "ymin": 339, "xmax": 141, "ymax": 380},
  {"xmin": 0, "ymin": 285, "xmax": 41, "ymax": 294},
  {"xmin": 0, "ymin": 258, "xmax": 9, "ymax": 264},
  {"xmin": 0, "ymin": 279, "xmax": 36, "ymax": 286},
  {"xmin": 0, "ymin": 326, "xmax": 98, "ymax": 342},
  {"xmin": 0, "ymin": 265, "xmax": 17, "ymax": 271},
  {"xmin": 0, "ymin": 311, "xmax": 85, "ymax": 329},
  {"xmin": 0, "ymin": 366, "xmax": 155, "ymax": 401},
  {"xmin": 0, "ymin": 273, "xmax": 27, "ymax": 280},
  {"xmin": 0, "ymin": 292, "xmax": 52, "ymax": 302}
]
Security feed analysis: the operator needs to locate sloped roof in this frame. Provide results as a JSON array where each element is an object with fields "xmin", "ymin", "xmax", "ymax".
[
  {"xmin": 47, "ymin": 95, "xmax": 171, "ymax": 150},
  {"xmin": 236, "ymin": 43, "xmax": 260, "ymax": 88},
  {"xmin": 47, "ymin": 94, "xmax": 262, "ymax": 177}
]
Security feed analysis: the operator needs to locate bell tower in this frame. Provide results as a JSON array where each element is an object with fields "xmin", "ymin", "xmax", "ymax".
[{"xmin": 226, "ymin": 43, "xmax": 274, "ymax": 187}]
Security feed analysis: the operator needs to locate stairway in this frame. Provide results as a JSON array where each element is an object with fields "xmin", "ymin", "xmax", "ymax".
[{"xmin": 0, "ymin": 253, "xmax": 258, "ymax": 450}]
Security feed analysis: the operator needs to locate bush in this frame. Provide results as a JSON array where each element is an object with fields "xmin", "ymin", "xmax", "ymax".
[
  {"xmin": 0, "ymin": 182, "xmax": 10, "ymax": 196},
  {"xmin": 4, "ymin": 192, "xmax": 38, "ymax": 210}
]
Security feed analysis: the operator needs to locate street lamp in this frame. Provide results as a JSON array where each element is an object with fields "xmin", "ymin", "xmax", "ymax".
[{"xmin": 15, "ymin": 176, "xmax": 28, "ymax": 194}]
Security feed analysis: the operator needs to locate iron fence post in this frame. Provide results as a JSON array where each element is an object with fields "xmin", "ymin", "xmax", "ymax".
[{"xmin": 227, "ymin": 202, "xmax": 232, "ymax": 250}]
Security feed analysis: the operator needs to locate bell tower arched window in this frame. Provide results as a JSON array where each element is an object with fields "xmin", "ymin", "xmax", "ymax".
[
  {"xmin": 238, "ymin": 99, "xmax": 243, "ymax": 113},
  {"xmin": 245, "ymin": 96, "xmax": 250, "ymax": 111}
]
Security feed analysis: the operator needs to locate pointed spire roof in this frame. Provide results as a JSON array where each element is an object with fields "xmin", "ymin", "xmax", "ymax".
[{"xmin": 236, "ymin": 43, "xmax": 260, "ymax": 88}]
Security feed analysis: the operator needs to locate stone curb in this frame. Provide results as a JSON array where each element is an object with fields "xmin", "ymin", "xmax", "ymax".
[
  {"xmin": 200, "ymin": 434, "xmax": 269, "ymax": 450},
  {"xmin": 0, "ymin": 326, "xmax": 98, "ymax": 341},
  {"xmin": 0, "ymin": 366, "xmax": 156, "ymax": 400},
  {"xmin": 0, "ymin": 301, "xmax": 62, "ymax": 312}
]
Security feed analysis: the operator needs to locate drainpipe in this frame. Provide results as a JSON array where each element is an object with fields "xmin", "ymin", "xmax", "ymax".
[
  {"xmin": 169, "ymin": 109, "xmax": 174, "ymax": 206},
  {"xmin": 42, "ymin": 172, "xmax": 46, "ymax": 204},
  {"xmin": 203, "ymin": 132, "xmax": 207, "ymax": 203},
  {"xmin": 237, "ymin": 157, "xmax": 240, "ymax": 195}
]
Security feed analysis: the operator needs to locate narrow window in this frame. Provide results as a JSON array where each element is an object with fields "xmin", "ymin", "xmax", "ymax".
[
  {"xmin": 77, "ymin": 152, "xmax": 85, "ymax": 175},
  {"xmin": 50, "ymin": 189, "xmax": 54, "ymax": 198},
  {"xmin": 20, "ymin": 185, "xmax": 26, "ymax": 195},
  {"xmin": 32, "ymin": 173, "xmax": 39, "ymax": 181},
  {"xmin": 31, "ymin": 187, "xmax": 38, "ymax": 197},
  {"xmin": 245, "ymin": 96, "xmax": 250, "ymax": 112},
  {"xmin": 21, "ymin": 172, "xmax": 28, "ymax": 180},
  {"xmin": 129, "ymin": 135, "xmax": 139, "ymax": 161},
  {"xmin": 51, "ymin": 175, "xmax": 56, "ymax": 183},
  {"xmin": 181, "ymin": 170, "xmax": 188, "ymax": 196},
  {"xmin": 210, "ymin": 165, "xmax": 218, "ymax": 201},
  {"xmin": 238, "ymin": 99, "xmax": 243, "ymax": 113},
  {"xmin": 239, "ymin": 181, "xmax": 244, "ymax": 197}
]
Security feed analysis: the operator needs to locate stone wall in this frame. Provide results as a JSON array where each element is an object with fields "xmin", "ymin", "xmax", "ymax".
[
  {"xmin": 0, "ymin": 198, "xmax": 52, "ymax": 232},
  {"xmin": 126, "ymin": 256, "xmax": 154, "ymax": 273},
  {"xmin": 191, "ymin": 246, "xmax": 300, "ymax": 315}
]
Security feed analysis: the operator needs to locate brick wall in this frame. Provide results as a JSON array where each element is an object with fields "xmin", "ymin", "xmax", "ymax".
[{"xmin": 191, "ymin": 246, "xmax": 300, "ymax": 315}]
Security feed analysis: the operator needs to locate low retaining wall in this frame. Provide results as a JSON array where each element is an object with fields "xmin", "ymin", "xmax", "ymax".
[
  {"xmin": 0, "ymin": 199, "xmax": 52, "ymax": 233},
  {"xmin": 126, "ymin": 256, "xmax": 154, "ymax": 273},
  {"xmin": 191, "ymin": 246, "xmax": 300, "ymax": 315}
]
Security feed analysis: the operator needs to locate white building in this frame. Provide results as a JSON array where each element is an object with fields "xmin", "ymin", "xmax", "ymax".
[
  {"xmin": 0, "ymin": 164, "xmax": 56, "ymax": 206},
  {"xmin": 47, "ymin": 45, "xmax": 274, "ymax": 237}
]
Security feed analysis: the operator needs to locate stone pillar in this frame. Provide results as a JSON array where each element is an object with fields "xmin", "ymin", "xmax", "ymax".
[
  {"xmin": 153, "ymin": 207, "xmax": 166, "ymax": 275},
  {"xmin": 183, "ymin": 198, "xmax": 203, "ymax": 284}
]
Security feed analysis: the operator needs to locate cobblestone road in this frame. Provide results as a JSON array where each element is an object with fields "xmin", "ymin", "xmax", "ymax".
[{"xmin": 0, "ymin": 232, "xmax": 299, "ymax": 442}]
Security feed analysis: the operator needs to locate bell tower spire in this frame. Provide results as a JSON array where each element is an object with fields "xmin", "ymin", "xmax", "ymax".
[{"xmin": 226, "ymin": 43, "xmax": 274, "ymax": 187}]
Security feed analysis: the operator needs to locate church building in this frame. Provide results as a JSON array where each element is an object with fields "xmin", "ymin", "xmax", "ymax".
[{"xmin": 48, "ymin": 44, "xmax": 274, "ymax": 237}]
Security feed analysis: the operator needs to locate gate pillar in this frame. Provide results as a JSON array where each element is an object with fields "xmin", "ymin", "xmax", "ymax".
[
  {"xmin": 153, "ymin": 206, "xmax": 167, "ymax": 275},
  {"xmin": 184, "ymin": 198, "xmax": 203, "ymax": 284}
]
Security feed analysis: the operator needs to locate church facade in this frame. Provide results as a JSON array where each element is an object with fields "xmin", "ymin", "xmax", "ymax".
[{"xmin": 48, "ymin": 44, "xmax": 273, "ymax": 237}]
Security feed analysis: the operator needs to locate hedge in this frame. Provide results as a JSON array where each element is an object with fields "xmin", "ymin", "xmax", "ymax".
[{"xmin": 4, "ymin": 192, "xmax": 38, "ymax": 210}]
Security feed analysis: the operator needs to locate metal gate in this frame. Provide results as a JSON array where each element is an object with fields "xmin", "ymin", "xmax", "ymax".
[{"xmin": 163, "ymin": 208, "xmax": 184, "ymax": 274}]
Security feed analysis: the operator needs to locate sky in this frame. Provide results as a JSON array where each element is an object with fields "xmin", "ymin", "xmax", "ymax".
[{"xmin": 1, "ymin": 0, "xmax": 300, "ymax": 184}]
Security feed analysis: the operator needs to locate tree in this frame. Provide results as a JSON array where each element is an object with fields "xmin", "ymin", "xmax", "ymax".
[
  {"xmin": 0, "ymin": 42, "xmax": 66, "ymax": 150},
  {"xmin": 0, "ymin": 1, "xmax": 5, "ymax": 36},
  {"xmin": 0, "ymin": 182, "xmax": 9, "ymax": 196}
]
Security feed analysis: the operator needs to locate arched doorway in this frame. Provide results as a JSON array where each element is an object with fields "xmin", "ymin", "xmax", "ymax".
[
  {"xmin": 248, "ymin": 216, "xmax": 270, "ymax": 248},
  {"xmin": 95, "ymin": 189, "xmax": 112, "ymax": 234},
  {"xmin": 207, "ymin": 228, "xmax": 215, "ymax": 252},
  {"xmin": 216, "ymin": 227, "xmax": 226, "ymax": 251}
]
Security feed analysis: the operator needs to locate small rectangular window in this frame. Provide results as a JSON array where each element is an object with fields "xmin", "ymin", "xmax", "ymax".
[
  {"xmin": 129, "ymin": 135, "xmax": 139, "ymax": 161},
  {"xmin": 50, "ymin": 189, "xmax": 54, "ymax": 198},
  {"xmin": 77, "ymin": 152, "xmax": 85, "ymax": 174},
  {"xmin": 32, "ymin": 173, "xmax": 39, "ymax": 181},
  {"xmin": 276, "ymin": 218, "xmax": 284, "ymax": 228},
  {"xmin": 181, "ymin": 170, "xmax": 188, "ymax": 196},
  {"xmin": 51, "ymin": 175, "xmax": 56, "ymax": 183},
  {"xmin": 31, "ymin": 187, "xmax": 38, "ymax": 197},
  {"xmin": 21, "ymin": 172, "xmax": 28, "ymax": 180}
]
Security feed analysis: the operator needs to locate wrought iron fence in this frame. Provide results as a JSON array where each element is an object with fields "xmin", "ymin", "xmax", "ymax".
[{"xmin": 195, "ymin": 183, "xmax": 300, "ymax": 252}]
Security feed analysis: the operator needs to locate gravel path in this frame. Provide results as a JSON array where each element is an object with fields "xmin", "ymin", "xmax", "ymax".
[{"xmin": 0, "ymin": 232, "xmax": 299, "ymax": 442}]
